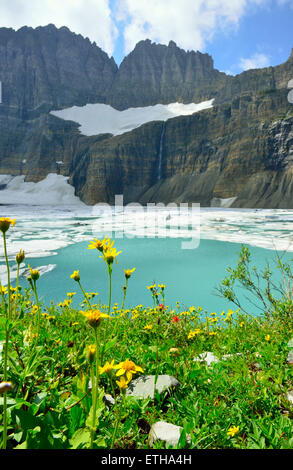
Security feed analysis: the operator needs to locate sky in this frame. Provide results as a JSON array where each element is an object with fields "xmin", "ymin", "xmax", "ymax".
[{"xmin": 0, "ymin": 0, "xmax": 292, "ymax": 75}]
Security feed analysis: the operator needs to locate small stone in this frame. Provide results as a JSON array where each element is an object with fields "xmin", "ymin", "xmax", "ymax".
[
  {"xmin": 286, "ymin": 391, "xmax": 293, "ymax": 405},
  {"xmin": 287, "ymin": 351, "xmax": 293, "ymax": 364},
  {"xmin": 253, "ymin": 362, "xmax": 262, "ymax": 370},
  {"xmin": 126, "ymin": 375, "xmax": 180, "ymax": 399},
  {"xmin": 194, "ymin": 351, "xmax": 219, "ymax": 366},
  {"xmin": 222, "ymin": 353, "xmax": 243, "ymax": 361},
  {"xmin": 149, "ymin": 421, "xmax": 191, "ymax": 447},
  {"xmin": 104, "ymin": 393, "xmax": 116, "ymax": 406}
]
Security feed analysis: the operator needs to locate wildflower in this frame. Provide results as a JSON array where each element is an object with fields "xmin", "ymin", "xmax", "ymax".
[
  {"xmin": 116, "ymin": 376, "xmax": 130, "ymax": 390},
  {"xmin": 67, "ymin": 292, "xmax": 76, "ymax": 298},
  {"xmin": 171, "ymin": 315, "xmax": 180, "ymax": 323},
  {"xmin": 0, "ymin": 382, "xmax": 14, "ymax": 394},
  {"xmin": 28, "ymin": 265, "xmax": 40, "ymax": 281},
  {"xmin": 86, "ymin": 344, "xmax": 96, "ymax": 363},
  {"xmin": 88, "ymin": 236, "xmax": 110, "ymax": 253},
  {"xmin": 147, "ymin": 284, "xmax": 156, "ymax": 291},
  {"xmin": 189, "ymin": 306, "xmax": 196, "ymax": 313},
  {"xmin": 158, "ymin": 304, "xmax": 165, "ymax": 311},
  {"xmin": 124, "ymin": 268, "xmax": 136, "ymax": 279},
  {"xmin": 240, "ymin": 322, "xmax": 245, "ymax": 328},
  {"xmin": 0, "ymin": 217, "xmax": 15, "ymax": 233},
  {"xmin": 209, "ymin": 332, "xmax": 217, "ymax": 336},
  {"xmin": 0, "ymin": 286, "xmax": 8, "ymax": 295},
  {"xmin": 70, "ymin": 270, "xmax": 80, "ymax": 282},
  {"xmin": 59, "ymin": 299, "xmax": 71, "ymax": 308},
  {"xmin": 265, "ymin": 335, "xmax": 271, "ymax": 342},
  {"xmin": 102, "ymin": 243, "xmax": 122, "ymax": 265},
  {"xmin": 99, "ymin": 360, "xmax": 115, "ymax": 375},
  {"xmin": 81, "ymin": 309, "xmax": 110, "ymax": 328},
  {"xmin": 158, "ymin": 284, "xmax": 166, "ymax": 290},
  {"xmin": 72, "ymin": 322, "xmax": 79, "ymax": 326},
  {"xmin": 114, "ymin": 359, "xmax": 144, "ymax": 382},
  {"xmin": 227, "ymin": 425, "xmax": 239, "ymax": 437},
  {"xmin": 144, "ymin": 324, "xmax": 153, "ymax": 330},
  {"xmin": 188, "ymin": 329, "xmax": 201, "ymax": 339},
  {"xmin": 16, "ymin": 249, "xmax": 25, "ymax": 264},
  {"xmin": 31, "ymin": 305, "xmax": 39, "ymax": 314}
]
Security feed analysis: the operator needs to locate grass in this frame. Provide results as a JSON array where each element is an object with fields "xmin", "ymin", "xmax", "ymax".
[{"xmin": 0, "ymin": 221, "xmax": 293, "ymax": 450}]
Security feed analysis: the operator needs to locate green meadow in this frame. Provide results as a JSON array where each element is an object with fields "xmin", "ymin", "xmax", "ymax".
[{"xmin": 1, "ymin": 217, "xmax": 293, "ymax": 449}]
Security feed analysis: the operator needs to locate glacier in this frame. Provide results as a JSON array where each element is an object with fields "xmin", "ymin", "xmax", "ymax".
[{"xmin": 50, "ymin": 100, "xmax": 214, "ymax": 137}]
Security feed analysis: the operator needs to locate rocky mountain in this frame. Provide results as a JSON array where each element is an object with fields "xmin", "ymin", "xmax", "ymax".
[{"xmin": 0, "ymin": 24, "xmax": 292, "ymax": 208}]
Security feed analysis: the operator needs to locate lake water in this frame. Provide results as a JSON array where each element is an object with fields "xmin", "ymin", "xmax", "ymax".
[{"xmin": 1, "ymin": 205, "xmax": 293, "ymax": 315}]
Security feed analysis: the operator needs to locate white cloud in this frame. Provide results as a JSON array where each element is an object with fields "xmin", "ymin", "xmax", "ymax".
[
  {"xmin": 114, "ymin": 0, "xmax": 269, "ymax": 54},
  {"xmin": 239, "ymin": 52, "xmax": 271, "ymax": 70},
  {"xmin": 0, "ymin": 0, "xmax": 118, "ymax": 56}
]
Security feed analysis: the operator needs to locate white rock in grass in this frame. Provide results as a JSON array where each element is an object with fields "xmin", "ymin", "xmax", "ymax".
[
  {"xmin": 126, "ymin": 375, "xmax": 180, "ymax": 399},
  {"xmin": 149, "ymin": 421, "xmax": 190, "ymax": 447},
  {"xmin": 194, "ymin": 351, "xmax": 219, "ymax": 366},
  {"xmin": 222, "ymin": 353, "xmax": 243, "ymax": 361},
  {"xmin": 287, "ymin": 351, "xmax": 293, "ymax": 364},
  {"xmin": 286, "ymin": 391, "xmax": 293, "ymax": 405}
]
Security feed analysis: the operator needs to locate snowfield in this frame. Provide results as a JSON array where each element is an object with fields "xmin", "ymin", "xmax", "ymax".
[
  {"xmin": 0, "ymin": 174, "xmax": 85, "ymax": 206},
  {"xmin": 50, "ymin": 100, "xmax": 214, "ymax": 137}
]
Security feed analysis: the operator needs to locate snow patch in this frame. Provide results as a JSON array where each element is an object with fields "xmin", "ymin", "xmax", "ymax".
[
  {"xmin": 0, "ymin": 174, "xmax": 85, "ymax": 206},
  {"xmin": 211, "ymin": 197, "xmax": 237, "ymax": 208},
  {"xmin": 50, "ymin": 100, "xmax": 214, "ymax": 137}
]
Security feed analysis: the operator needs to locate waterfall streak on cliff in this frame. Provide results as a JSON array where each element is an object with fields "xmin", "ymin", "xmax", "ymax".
[{"xmin": 157, "ymin": 122, "xmax": 166, "ymax": 180}]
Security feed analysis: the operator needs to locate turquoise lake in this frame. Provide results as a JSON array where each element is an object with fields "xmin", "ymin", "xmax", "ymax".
[
  {"xmin": 1, "ymin": 207, "xmax": 292, "ymax": 316},
  {"xmin": 27, "ymin": 237, "xmax": 290, "ymax": 315}
]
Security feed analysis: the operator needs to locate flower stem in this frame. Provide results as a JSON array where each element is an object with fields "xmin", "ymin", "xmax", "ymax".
[
  {"xmin": 107, "ymin": 266, "xmax": 112, "ymax": 316},
  {"xmin": 1, "ymin": 231, "xmax": 10, "ymax": 449},
  {"xmin": 90, "ymin": 328, "xmax": 100, "ymax": 449},
  {"xmin": 121, "ymin": 278, "xmax": 128, "ymax": 311}
]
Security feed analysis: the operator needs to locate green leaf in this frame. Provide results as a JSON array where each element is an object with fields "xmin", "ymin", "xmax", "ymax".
[
  {"xmin": 70, "ymin": 428, "xmax": 91, "ymax": 449},
  {"xmin": 86, "ymin": 388, "xmax": 105, "ymax": 429}
]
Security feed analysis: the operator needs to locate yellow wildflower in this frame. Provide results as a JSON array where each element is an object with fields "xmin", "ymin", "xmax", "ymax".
[
  {"xmin": 124, "ymin": 268, "xmax": 136, "ymax": 279},
  {"xmin": 102, "ymin": 242, "xmax": 122, "ymax": 265},
  {"xmin": 88, "ymin": 236, "xmax": 110, "ymax": 252},
  {"xmin": 188, "ymin": 329, "xmax": 201, "ymax": 339},
  {"xmin": 86, "ymin": 344, "xmax": 96, "ymax": 363},
  {"xmin": 265, "ymin": 335, "xmax": 271, "ymax": 342},
  {"xmin": 227, "ymin": 426, "xmax": 239, "ymax": 437},
  {"xmin": 144, "ymin": 324, "xmax": 153, "ymax": 330},
  {"xmin": 99, "ymin": 360, "xmax": 115, "ymax": 375},
  {"xmin": 114, "ymin": 359, "xmax": 144, "ymax": 382},
  {"xmin": 16, "ymin": 249, "xmax": 25, "ymax": 264},
  {"xmin": 81, "ymin": 309, "xmax": 110, "ymax": 328},
  {"xmin": 116, "ymin": 376, "xmax": 130, "ymax": 390},
  {"xmin": 28, "ymin": 265, "xmax": 40, "ymax": 281},
  {"xmin": 0, "ymin": 217, "xmax": 15, "ymax": 233},
  {"xmin": 70, "ymin": 270, "xmax": 80, "ymax": 282}
]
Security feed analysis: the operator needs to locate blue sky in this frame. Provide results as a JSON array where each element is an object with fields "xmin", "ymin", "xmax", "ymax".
[{"xmin": 0, "ymin": 0, "xmax": 292, "ymax": 75}]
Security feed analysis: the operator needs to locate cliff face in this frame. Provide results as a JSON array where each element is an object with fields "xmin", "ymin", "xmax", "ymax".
[
  {"xmin": 0, "ymin": 25, "xmax": 292, "ymax": 208},
  {"xmin": 0, "ymin": 24, "xmax": 117, "ymax": 118}
]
